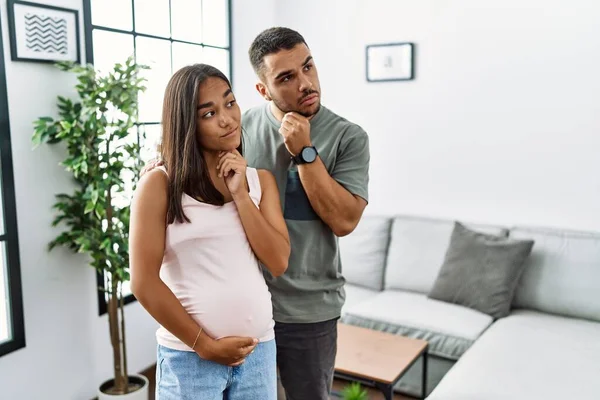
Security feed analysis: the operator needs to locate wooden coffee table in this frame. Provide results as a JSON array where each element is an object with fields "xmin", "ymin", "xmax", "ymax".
[{"xmin": 334, "ymin": 323, "xmax": 428, "ymax": 400}]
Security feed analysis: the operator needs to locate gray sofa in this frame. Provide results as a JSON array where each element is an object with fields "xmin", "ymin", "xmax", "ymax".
[{"xmin": 339, "ymin": 214, "xmax": 600, "ymax": 399}]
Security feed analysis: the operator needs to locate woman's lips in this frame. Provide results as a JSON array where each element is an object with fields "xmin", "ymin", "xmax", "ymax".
[{"xmin": 221, "ymin": 127, "xmax": 238, "ymax": 138}]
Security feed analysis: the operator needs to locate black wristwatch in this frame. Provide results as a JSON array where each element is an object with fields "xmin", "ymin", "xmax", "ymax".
[{"xmin": 292, "ymin": 146, "xmax": 318, "ymax": 165}]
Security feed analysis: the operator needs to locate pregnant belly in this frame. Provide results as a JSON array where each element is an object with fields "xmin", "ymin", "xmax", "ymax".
[{"xmin": 186, "ymin": 286, "xmax": 274, "ymax": 341}]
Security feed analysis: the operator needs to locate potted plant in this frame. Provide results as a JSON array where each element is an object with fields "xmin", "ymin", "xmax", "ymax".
[
  {"xmin": 342, "ymin": 382, "xmax": 369, "ymax": 400},
  {"xmin": 32, "ymin": 56, "xmax": 149, "ymax": 399}
]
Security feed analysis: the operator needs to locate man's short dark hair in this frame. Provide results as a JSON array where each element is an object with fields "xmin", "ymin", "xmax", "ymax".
[{"xmin": 249, "ymin": 27, "xmax": 308, "ymax": 77}]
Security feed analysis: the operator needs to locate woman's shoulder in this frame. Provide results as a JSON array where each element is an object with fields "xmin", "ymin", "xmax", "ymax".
[
  {"xmin": 134, "ymin": 168, "xmax": 169, "ymax": 202},
  {"xmin": 255, "ymin": 168, "xmax": 274, "ymax": 178},
  {"xmin": 142, "ymin": 167, "xmax": 168, "ymax": 186}
]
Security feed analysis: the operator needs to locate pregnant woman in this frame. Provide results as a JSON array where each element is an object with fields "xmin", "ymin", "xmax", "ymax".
[{"xmin": 129, "ymin": 64, "xmax": 290, "ymax": 400}]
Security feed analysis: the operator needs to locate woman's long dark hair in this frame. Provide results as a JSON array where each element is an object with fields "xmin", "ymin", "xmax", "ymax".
[{"xmin": 161, "ymin": 64, "xmax": 242, "ymax": 224}]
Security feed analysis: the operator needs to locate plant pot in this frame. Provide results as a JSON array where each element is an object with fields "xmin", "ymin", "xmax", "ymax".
[{"xmin": 98, "ymin": 374, "xmax": 149, "ymax": 400}]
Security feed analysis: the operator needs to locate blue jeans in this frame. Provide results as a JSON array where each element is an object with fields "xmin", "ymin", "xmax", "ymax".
[{"xmin": 156, "ymin": 340, "xmax": 277, "ymax": 400}]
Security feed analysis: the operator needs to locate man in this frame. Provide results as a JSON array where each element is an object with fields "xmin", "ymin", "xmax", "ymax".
[{"xmin": 243, "ymin": 27, "xmax": 370, "ymax": 400}]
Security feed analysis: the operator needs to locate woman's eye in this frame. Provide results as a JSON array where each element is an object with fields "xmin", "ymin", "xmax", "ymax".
[{"xmin": 202, "ymin": 111, "xmax": 215, "ymax": 118}]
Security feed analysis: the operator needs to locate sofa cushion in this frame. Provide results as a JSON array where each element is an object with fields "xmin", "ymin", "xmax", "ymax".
[
  {"xmin": 427, "ymin": 310, "xmax": 600, "ymax": 400},
  {"xmin": 341, "ymin": 283, "xmax": 380, "ymax": 316},
  {"xmin": 511, "ymin": 227, "xmax": 600, "ymax": 323},
  {"xmin": 384, "ymin": 215, "xmax": 508, "ymax": 293},
  {"xmin": 339, "ymin": 216, "xmax": 392, "ymax": 291},
  {"xmin": 341, "ymin": 290, "xmax": 493, "ymax": 360},
  {"xmin": 428, "ymin": 222, "xmax": 534, "ymax": 319}
]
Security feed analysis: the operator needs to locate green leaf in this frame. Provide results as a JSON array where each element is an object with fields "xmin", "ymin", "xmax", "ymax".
[
  {"xmin": 100, "ymin": 238, "xmax": 111, "ymax": 250},
  {"xmin": 95, "ymin": 203, "xmax": 103, "ymax": 219},
  {"xmin": 59, "ymin": 120, "xmax": 72, "ymax": 131},
  {"xmin": 31, "ymin": 131, "xmax": 43, "ymax": 148},
  {"xmin": 84, "ymin": 200, "xmax": 95, "ymax": 214},
  {"xmin": 56, "ymin": 129, "xmax": 68, "ymax": 139},
  {"xmin": 341, "ymin": 382, "xmax": 368, "ymax": 400},
  {"xmin": 91, "ymin": 189, "xmax": 99, "ymax": 204},
  {"xmin": 121, "ymin": 270, "xmax": 130, "ymax": 282}
]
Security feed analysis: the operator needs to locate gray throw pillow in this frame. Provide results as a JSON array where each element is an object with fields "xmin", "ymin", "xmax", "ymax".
[{"xmin": 428, "ymin": 222, "xmax": 534, "ymax": 319}]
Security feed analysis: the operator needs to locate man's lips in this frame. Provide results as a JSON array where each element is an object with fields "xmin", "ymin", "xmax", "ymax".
[{"xmin": 300, "ymin": 93, "xmax": 319, "ymax": 105}]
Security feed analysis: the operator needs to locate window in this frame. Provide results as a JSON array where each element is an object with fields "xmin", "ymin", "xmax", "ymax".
[
  {"xmin": 83, "ymin": 0, "xmax": 232, "ymax": 314},
  {"xmin": 0, "ymin": 12, "xmax": 25, "ymax": 357}
]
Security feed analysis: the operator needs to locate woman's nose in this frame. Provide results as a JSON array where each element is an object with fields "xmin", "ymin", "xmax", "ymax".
[{"xmin": 219, "ymin": 114, "xmax": 232, "ymax": 128}]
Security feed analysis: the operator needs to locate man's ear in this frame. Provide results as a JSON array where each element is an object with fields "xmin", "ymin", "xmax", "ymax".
[{"xmin": 255, "ymin": 82, "xmax": 272, "ymax": 101}]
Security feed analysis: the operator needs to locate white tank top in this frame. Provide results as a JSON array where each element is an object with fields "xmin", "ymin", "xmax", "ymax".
[{"xmin": 155, "ymin": 166, "xmax": 274, "ymax": 351}]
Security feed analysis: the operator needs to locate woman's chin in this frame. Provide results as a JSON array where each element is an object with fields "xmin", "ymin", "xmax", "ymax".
[{"xmin": 225, "ymin": 135, "xmax": 241, "ymax": 150}]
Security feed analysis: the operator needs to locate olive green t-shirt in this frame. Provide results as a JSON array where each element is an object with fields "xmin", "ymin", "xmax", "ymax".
[{"xmin": 242, "ymin": 104, "xmax": 370, "ymax": 323}]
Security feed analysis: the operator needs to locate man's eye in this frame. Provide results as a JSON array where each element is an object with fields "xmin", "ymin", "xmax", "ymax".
[
  {"xmin": 304, "ymin": 64, "xmax": 313, "ymax": 71},
  {"xmin": 282, "ymin": 76, "xmax": 291, "ymax": 82},
  {"xmin": 227, "ymin": 100, "xmax": 237, "ymax": 107}
]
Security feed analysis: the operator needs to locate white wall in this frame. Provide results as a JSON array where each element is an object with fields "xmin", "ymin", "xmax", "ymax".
[
  {"xmin": 254, "ymin": 0, "xmax": 600, "ymax": 231},
  {"xmin": 0, "ymin": 1, "xmax": 157, "ymax": 399},
  {"xmin": 231, "ymin": 0, "xmax": 276, "ymax": 109}
]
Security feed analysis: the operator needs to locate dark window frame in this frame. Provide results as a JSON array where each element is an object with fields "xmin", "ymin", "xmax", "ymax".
[
  {"xmin": 82, "ymin": 0, "xmax": 233, "ymax": 315},
  {"xmin": 0, "ymin": 8, "xmax": 26, "ymax": 357}
]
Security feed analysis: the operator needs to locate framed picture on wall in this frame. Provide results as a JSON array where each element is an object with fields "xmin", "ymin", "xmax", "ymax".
[
  {"xmin": 7, "ymin": 0, "xmax": 81, "ymax": 63},
  {"xmin": 366, "ymin": 42, "xmax": 414, "ymax": 82}
]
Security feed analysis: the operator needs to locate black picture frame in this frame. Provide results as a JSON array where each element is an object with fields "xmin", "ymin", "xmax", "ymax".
[
  {"xmin": 7, "ymin": 0, "xmax": 81, "ymax": 64},
  {"xmin": 366, "ymin": 42, "xmax": 415, "ymax": 82}
]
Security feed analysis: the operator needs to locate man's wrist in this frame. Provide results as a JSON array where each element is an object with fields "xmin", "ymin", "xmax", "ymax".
[
  {"xmin": 292, "ymin": 145, "xmax": 318, "ymax": 164},
  {"xmin": 296, "ymin": 154, "xmax": 321, "ymax": 170},
  {"xmin": 289, "ymin": 141, "xmax": 312, "ymax": 156}
]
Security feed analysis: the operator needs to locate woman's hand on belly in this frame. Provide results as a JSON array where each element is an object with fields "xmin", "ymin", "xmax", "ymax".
[{"xmin": 197, "ymin": 334, "xmax": 259, "ymax": 366}]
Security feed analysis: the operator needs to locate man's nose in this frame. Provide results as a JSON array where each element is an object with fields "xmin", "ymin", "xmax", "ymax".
[{"xmin": 299, "ymin": 75, "xmax": 312, "ymax": 92}]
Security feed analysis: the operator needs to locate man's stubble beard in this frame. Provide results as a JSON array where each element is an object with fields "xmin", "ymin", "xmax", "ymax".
[{"xmin": 272, "ymin": 96, "xmax": 321, "ymax": 118}]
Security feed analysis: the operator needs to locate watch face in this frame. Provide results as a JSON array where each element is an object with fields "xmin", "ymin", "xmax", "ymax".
[{"xmin": 302, "ymin": 147, "xmax": 317, "ymax": 162}]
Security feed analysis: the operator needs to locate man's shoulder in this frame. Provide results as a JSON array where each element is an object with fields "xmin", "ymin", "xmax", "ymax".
[
  {"xmin": 242, "ymin": 104, "xmax": 266, "ymax": 125},
  {"xmin": 321, "ymin": 106, "xmax": 368, "ymax": 139}
]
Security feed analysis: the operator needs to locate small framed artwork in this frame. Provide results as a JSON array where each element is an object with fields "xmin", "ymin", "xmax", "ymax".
[
  {"xmin": 366, "ymin": 42, "xmax": 414, "ymax": 82},
  {"xmin": 7, "ymin": 0, "xmax": 81, "ymax": 63}
]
